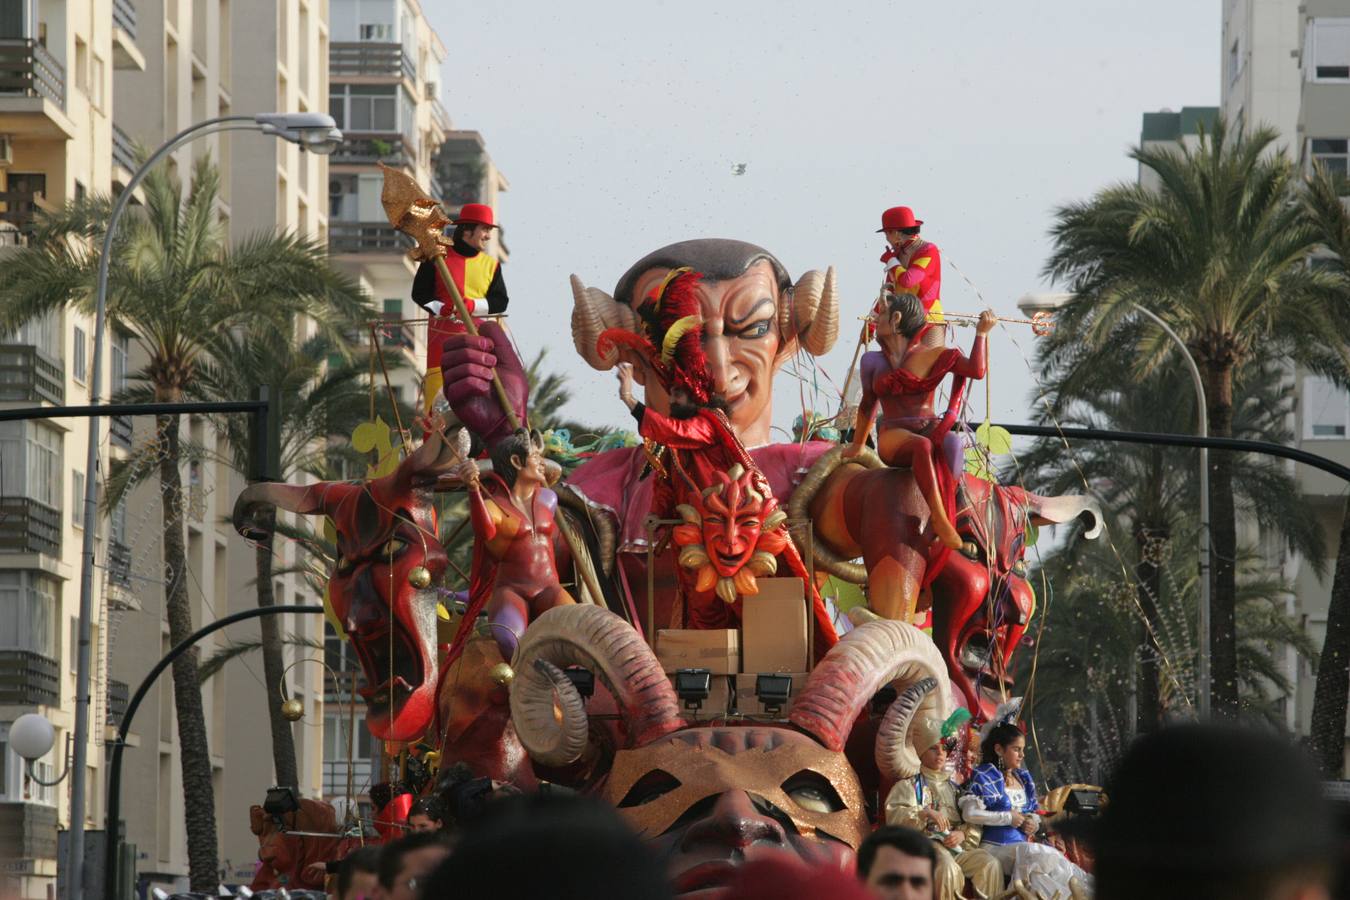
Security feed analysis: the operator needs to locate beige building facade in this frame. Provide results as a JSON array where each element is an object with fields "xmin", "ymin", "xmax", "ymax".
[{"xmin": 0, "ymin": 0, "xmax": 332, "ymax": 896}]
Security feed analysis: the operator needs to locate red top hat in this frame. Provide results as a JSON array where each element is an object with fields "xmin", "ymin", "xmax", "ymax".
[
  {"xmin": 454, "ymin": 203, "xmax": 497, "ymax": 228},
  {"xmin": 877, "ymin": 206, "xmax": 923, "ymax": 232}
]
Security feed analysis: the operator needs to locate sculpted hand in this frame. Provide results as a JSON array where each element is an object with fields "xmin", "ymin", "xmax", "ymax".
[
  {"xmin": 454, "ymin": 460, "xmax": 481, "ymax": 491},
  {"xmin": 1020, "ymin": 815, "xmax": 1039, "ymax": 836},
  {"xmin": 616, "ymin": 362, "xmax": 637, "ymax": 408},
  {"xmin": 1009, "ymin": 811, "xmax": 1026, "ymax": 828},
  {"xmin": 841, "ymin": 440, "xmax": 865, "ymax": 460},
  {"xmin": 440, "ymin": 320, "xmax": 529, "ymax": 448},
  {"xmin": 976, "ymin": 309, "xmax": 998, "ymax": 335},
  {"xmin": 943, "ymin": 830, "xmax": 965, "ymax": 849}
]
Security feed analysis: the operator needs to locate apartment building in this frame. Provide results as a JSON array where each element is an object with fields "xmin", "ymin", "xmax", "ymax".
[
  {"xmin": 0, "ymin": 3, "xmax": 127, "ymax": 898},
  {"xmin": 0, "ymin": 1, "xmax": 332, "ymax": 895},
  {"xmin": 1219, "ymin": 0, "xmax": 1350, "ymax": 761}
]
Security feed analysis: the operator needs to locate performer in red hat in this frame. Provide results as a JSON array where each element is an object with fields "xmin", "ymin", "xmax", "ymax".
[
  {"xmin": 877, "ymin": 205, "xmax": 943, "ymax": 321},
  {"xmin": 411, "ymin": 202, "xmax": 509, "ymax": 412}
]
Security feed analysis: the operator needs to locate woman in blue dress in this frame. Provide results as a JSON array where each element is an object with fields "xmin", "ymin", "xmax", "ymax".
[{"xmin": 959, "ymin": 723, "xmax": 1091, "ymax": 897}]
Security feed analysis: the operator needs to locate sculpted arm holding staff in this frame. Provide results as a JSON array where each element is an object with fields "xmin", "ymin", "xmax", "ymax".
[{"xmin": 844, "ymin": 294, "xmax": 994, "ymax": 550}]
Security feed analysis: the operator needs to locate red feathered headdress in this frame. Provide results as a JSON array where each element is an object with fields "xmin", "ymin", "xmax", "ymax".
[{"xmin": 597, "ymin": 268, "xmax": 711, "ymax": 403}]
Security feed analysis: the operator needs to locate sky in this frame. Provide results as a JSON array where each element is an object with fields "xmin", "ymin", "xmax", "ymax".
[{"xmin": 421, "ymin": 0, "xmax": 1219, "ymax": 441}]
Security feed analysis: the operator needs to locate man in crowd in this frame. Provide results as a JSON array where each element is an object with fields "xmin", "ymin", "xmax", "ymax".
[
  {"xmin": 857, "ymin": 825, "xmax": 938, "ymax": 900},
  {"xmin": 372, "ymin": 831, "xmax": 452, "ymax": 900},
  {"xmin": 1065, "ymin": 723, "xmax": 1338, "ymax": 900}
]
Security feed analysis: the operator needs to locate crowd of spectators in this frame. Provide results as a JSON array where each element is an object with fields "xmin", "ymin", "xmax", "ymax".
[{"xmin": 300, "ymin": 722, "xmax": 1345, "ymax": 900}]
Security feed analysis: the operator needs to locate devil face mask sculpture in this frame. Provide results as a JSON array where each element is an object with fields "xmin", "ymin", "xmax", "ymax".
[
  {"xmin": 672, "ymin": 463, "xmax": 789, "ymax": 604},
  {"xmin": 233, "ymin": 434, "xmax": 457, "ymax": 742},
  {"xmin": 506, "ymin": 605, "xmax": 951, "ymax": 896}
]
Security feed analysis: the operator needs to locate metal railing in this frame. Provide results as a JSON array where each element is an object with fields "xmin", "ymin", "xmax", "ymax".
[
  {"xmin": 0, "ymin": 496, "xmax": 61, "ymax": 555},
  {"xmin": 107, "ymin": 678, "xmax": 129, "ymax": 724},
  {"xmin": 110, "ymin": 414, "xmax": 133, "ymax": 448},
  {"xmin": 108, "ymin": 540, "xmax": 132, "ymax": 587},
  {"xmin": 0, "ymin": 39, "xmax": 66, "ymax": 109},
  {"xmin": 112, "ymin": 123, "xmax": 137, "ymax": 173},
  {"xmin": 0, "ymin": 343, "xmax": 63, "ymax": 404},
  {"xmin": 331, "ymin": 133, "xmax": 409, "ymax": 167},
  {"xmin": 0, "ymin": 649, "xmax": 60, "ymax": 705},
  {"xmin": 329, "ymin": 42, "xmax": 415, "ymax": 81},
  {"xmin": 329, "ymin": 221, "xmax": 410, "ymax": 255},
  {"xmin": 113, "ymin": 0, "xmax": 138, "ymax": 38}
]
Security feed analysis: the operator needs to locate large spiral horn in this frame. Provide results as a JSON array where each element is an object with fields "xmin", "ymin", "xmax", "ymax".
[
  {"xmin": 875, "ymin": 676, "xmax": 942, "ymax": 780},
  {"xmin": 571, "ymin": 275, "xmax": 637, "ymax": 370},
  {"xmin": 790, "ymin": 619, "xmax": 950, "ymax": 775},
  {"xmin": 509, "ymin": 605, "xmax": 685, "ymax": 767},
  {"xmin": 788, "ymin": 266, "xmax": 839, "ymax": 356}
]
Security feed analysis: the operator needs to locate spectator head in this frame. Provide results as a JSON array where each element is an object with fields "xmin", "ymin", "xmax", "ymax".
[
  {"xmin": 335, "ymin": 846, "xmax": 380, "ymax": 900},
  {"xmin": 373, "ymin": 831, "xmax": 452, "ymax": 900},
  {"xmin": 417, "ymin": 792, "xmax": 671, "ymax": 900},
  {"xmin": 1064, "ymin": 723, "xmax": 1335, "ymax": 900},
  {"xmin": 406, "ymin": 797, "xmax": 445, "ymax": 833},
  {"xmin": 856, "ymin": 826, "xmax": 936, "ymax": 900}
]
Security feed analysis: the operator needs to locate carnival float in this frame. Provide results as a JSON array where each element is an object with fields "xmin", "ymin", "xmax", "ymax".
[{"xmin": 230, "ymin": 168, "xmax": 1103, "ymax": 898}]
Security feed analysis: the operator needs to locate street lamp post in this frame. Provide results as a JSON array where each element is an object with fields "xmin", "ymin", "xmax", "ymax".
[
  {"xmin": 1016, "ymin": 294, "xmax": 1211, "ymax": 719},
  {"xmin": 65, "ymin": 112, "xmax": 341, "ymax": 900},
  {"xmin": 1129, "ymin": 304, "xmax": 1211, "ymax": 719}
]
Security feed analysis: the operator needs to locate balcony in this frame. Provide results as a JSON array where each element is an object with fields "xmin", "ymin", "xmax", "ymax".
[
  {"xmin": 108, "ymin": 540, "xmax": 132, "ymax": 587},
  {"xmin": 330, "ymin": 42, "xmax": 415, "ymax": 82},
  {"xmin": 0, "ymin": 649, "xmax": 60, "ymax": 705},
  {"xmin": 110, "ymin": 414, "xmax": 133, "ymax": 449},
  {"xmin": 112, "ymin": 123, "xmax": 137, "ymax": 175},
  {"xmin": 0, "ymin": 40, "xmax": 72, "ymax": 140},
  {"xmin": 329, "ymin": 221, "xmax": 410, "ymax": 256},
  {"xmin": 107, "ymin": 678, "xmax": 129, "ymax": 726},
  {"xmin": 331, "ymin": 133, "xmax": 411, "ymax": 168},
  {"xmin": 0, "ymin": 344, "xmax": 64, "ymax": 405},
  {"xmin": 0, "ymin": 803, "xmax": 58, "ymax": 861},
  {"xmin": 0, "ymin": 497, "xmax": 61, "ymax": 555},
  {"xmin": 379, "ymin": 311, "xmax": 414, "ymax": 350},
  {"xmin": 113, "ymin": 0, "xmax": 138, "ymax": 38}
]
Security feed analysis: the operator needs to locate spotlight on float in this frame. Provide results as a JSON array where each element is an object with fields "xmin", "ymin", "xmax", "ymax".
[
  {"xmin": 754, "ymin": 673, "xmax": 793, "ymax": 716},
  {"xmin": 564, "ymin": 666, "xmax": 596, "ymax": 700},
  {"xmin": 674, "ymin": 668, "xmax": 711, "ymax": 711}
]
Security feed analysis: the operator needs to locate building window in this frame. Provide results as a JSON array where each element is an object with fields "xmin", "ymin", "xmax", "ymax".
[
  {"xmin": 15, "ymin": 310, "xmax": 60, "ymax": 361},
  {"xmin": 359, "ymin": 23, "xmax": 393, "ymax": 41},
  {"xmin": 1304, "ymin": 376, "xmax": 1350, "ymax": 439},
  {"xmin": 0, "ymin": 571, "xmax": 58, "ymax": 656},
  {"xmin": 111, "ymin": 331, "xmax": 129, "ymax": 396},
  {"xmin": 1306, "ymin": 18, "xmax": 1350, "ymax": 82},
  {"xmin": 72, "ymin": 471, "xmax": 84, "ymax": 528},
  {"xmin": 1310, "ymin": 138, "xmax": 1349, "ymax": 176},
  {"xmin": 73, "ymin": 325, "xmax": 87, "ymax": 382},
  {"xmin": 330, "ymin": 84, "xmax": 401, "ymax": 133},
  {"xmin": 0, "ymin": 421, "xmax": 62, "ymax": 509},
  {"xmin": 110, "ymin": 498, "xmax": 127, "ymax": 545}
]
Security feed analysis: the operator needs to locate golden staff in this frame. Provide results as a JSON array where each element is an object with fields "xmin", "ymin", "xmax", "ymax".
[
  {"xmin": 932, "ymin": 309, "xmax": 1055, "ymax": 336},
  {"xmin": 378, "ymin": 164, "xmax": 522, "ymax": 431}
]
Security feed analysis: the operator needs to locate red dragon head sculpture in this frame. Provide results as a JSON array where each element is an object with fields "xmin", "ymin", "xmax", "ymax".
[
  {"xmin": 233, "ymin": 432, "xmax": 460, "ymax": 742},
  {"xmin": 505, "ymin": 605, "xmax": 950, "ymax": 896},
  {"xmin": 671, "ymin": 462, "xmax": 790, "ymax": 604},
  {"xmin": 932, "ymin": 476, "xmax": 1102, "ymax": 719}
]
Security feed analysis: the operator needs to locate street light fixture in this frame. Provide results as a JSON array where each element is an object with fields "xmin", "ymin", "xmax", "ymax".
[
  {"xmin": 1017, "ymin": 293, "xmax": 1211, "ymax": 720},
  {"xmin": 66, "ymin": 112, "xmax": 342, "ymax": 900}
]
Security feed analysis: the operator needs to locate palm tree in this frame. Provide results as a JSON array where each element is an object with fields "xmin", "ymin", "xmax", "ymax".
[
  {"xmin": 1019, "ymin": 334, "xmax": 1323, "ymax": 733},
  {"xmin": 108, "ymin": 323, "xmax": 401, "ymax": 788},
  {"xmin": 1303, "ymin": 164, "xmax": 1350, "ymax": 774},
  {"xmin": 1041, "ymin": 118, "xmax": 1343, "ymax": 719},
  {"xmin": 0, "ymin": 157, "xmax": 369, "ymax": 889}
]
